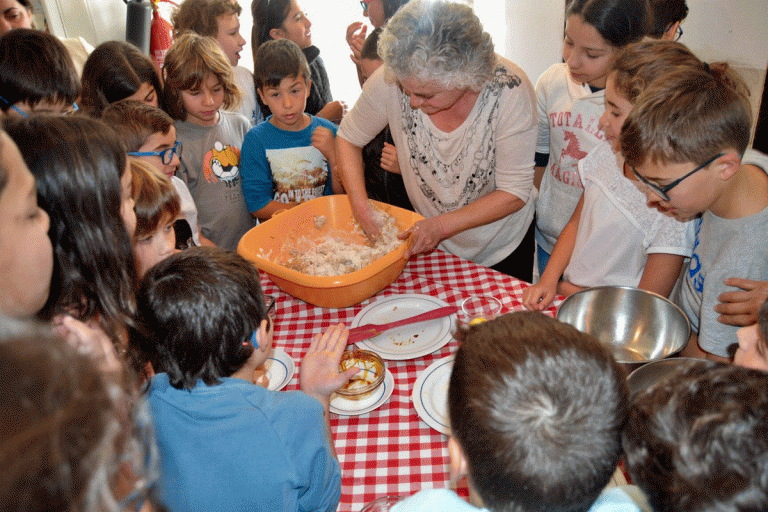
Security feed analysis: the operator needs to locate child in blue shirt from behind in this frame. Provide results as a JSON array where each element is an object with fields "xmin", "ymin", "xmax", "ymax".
[
  {"xmin": 371, "ymin": 312, "xmax": 642, "ymax": 512},
  {"xmin": 241, "ymin": 38, "xmax": 341, "ymax": 221},
  {"xmin": 133, "ymin": 246, "xmax": 357, "ymax": 512}
]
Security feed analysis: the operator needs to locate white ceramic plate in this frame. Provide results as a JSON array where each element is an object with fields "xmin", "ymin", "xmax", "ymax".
[
  {"xmin": 412, "ymin": 355, "xmax": 454, "ymax": 435},
  {"xmin": 352, "ymin": 294, "xmax": 456, "ymax": 360},
  {"xmin": 330, "ymin": 368, "xmax": 394, "ymax": 416},
  {"xmin": 265, "ymin": 348, "xmax": 295, "ymax": 391}
]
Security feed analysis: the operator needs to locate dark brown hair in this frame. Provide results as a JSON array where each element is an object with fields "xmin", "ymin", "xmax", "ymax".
[
  {"xmin": 621, "ymin": 63, "xmax": 751, "ymax": 167},
  {"xmin": 360, "ymin": 27, "xmax": 383, "ymax": 61},
  {"xmin": 566, "ymin": 0, "xmax": 649, "ymax": 48},
  {"xmin": 4, "ymin": 116, "xmax": 137, "ymax": 351},
  {"xmin": 253, "ymin": 38, "xmax": 310, "ymax": 89},
  {"xmin": 647, "ymin": 0, "xmax": 688, "ymax": 38},
  {"xmin": 0, "ymin": 326, "xmax": 153, "ymax": 512},
  {"xmin": 0, "ymin": 28, "xmax": 80, "ymax": 112},
  {"xmin": 172, "ymin": 0, "xmax": 242, "ymax": 38},
  {"xmin": 133, "ymin": 246, "xmax": 268, "ymax": 390},
  {"xmin": 101, "ymin": 99, "xmax": 175, "ymax": 153},
  {"xmin": 623, "ymin": 361, "xmax": 768, "ymax": 512},
  {"xmin": 449, "ymin": 312, "xmax": 628, "ymax": 512},
  {"xmin": 80, "ymin": 40, "xmax": 165, "ymax": 117}
]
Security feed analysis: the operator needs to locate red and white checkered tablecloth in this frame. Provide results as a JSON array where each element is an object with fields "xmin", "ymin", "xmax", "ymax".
[{"xmin": 263, "ymin": 250, "xmax": 560, "ymax": 512}]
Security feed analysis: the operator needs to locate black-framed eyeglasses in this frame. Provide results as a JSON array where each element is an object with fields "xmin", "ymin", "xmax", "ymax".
[
  {"xmin": 360, "ymin": 0, "xmax": 368, "ymax": 11},
  {"xmin": 128, "ymin": 140, "xmax": 183, "ymax": 165},
  {"xmin": 674, "ymin": 24, "xmax": 683, "ymax": 41},
  {"xmin": 630, "ymin": 153, "xmax": 724, "ymax": 201}
]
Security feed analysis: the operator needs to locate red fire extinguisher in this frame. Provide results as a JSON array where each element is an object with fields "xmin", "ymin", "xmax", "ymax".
[{"xmin": 150, "ymin": 0, "xmax": 176, "ymax": 73}]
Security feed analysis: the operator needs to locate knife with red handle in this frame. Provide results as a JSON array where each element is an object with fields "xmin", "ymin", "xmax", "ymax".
[{"xmin": 347, "ymin": 305, "xmax": 458, "ymax": 344}]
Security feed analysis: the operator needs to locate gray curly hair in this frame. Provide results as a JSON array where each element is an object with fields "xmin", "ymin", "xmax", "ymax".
[{"xmin": 378, "ymin": 0, "xmax": 496, "ymax": 92}]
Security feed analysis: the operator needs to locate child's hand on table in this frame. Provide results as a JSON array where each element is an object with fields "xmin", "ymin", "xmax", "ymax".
[
  {"xmin": 300, "ymin": 323, "xmax": 359, "ymax": 404},
  {"xmin": 522, "ymin": 281, "xmax": 557, "ymax": 311}
]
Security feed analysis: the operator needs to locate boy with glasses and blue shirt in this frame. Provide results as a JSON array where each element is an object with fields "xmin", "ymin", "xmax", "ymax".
[
  {"xmin": 621, "ymin": 61, "xmax": 768, "ymax": 361},
  {"xmin": 102, "ymin": 99, "xmax": 214, "ymax": 247}
]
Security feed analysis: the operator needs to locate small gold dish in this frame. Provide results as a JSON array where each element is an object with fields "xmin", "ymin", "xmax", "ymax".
[{"xmin": 336, "ymin": 350, "xmax": 385, "ymax": 400}]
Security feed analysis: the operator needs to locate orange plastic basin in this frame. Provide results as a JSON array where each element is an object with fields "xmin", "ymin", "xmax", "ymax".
[{"xmin": 237, "ymin": 195, "xmax": 423, "ymax": 308}]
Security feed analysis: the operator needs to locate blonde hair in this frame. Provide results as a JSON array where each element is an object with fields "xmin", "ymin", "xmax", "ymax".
[
  {"xmin": 130, "ymin": 160, "xmax": 181, "ymax": 242},
  {"xmin": 171, "ymin": 0, "xmax": 242, "ymax": 38},
  {"xmin": 161, "ymin": 32, "xmax": 240, "ymax": 120},
  {"xmin": 620, "ymin": 63, "xmax": 751, "ymax": 166}
]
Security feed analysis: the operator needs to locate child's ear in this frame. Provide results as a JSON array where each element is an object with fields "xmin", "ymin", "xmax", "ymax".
[
  {"xmin": 254, "ymin": 319, "xmax": 272, "ymax": 354},
  {"xmin": 715, "ymin": 151, "xmax": 743, "ymax": 181},
  {"xmin": 257, "ymin": 87, "xmax": 267, "ymax": 104},
  {"xmin": 306, "ymin": 79, "xmax": 312, "ymax": 94},
  {"xmin": 447, "ymin": 435, "xmax": 469, "ymax": 483},
  {"xmin": 269, "ymin": 28, "xmax": 286, "ymax": 41}
]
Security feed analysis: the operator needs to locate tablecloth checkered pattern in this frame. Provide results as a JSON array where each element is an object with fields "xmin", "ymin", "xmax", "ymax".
[{"xmin": 262, "ymin": 250, "xmax": 560, "ymax": 512}]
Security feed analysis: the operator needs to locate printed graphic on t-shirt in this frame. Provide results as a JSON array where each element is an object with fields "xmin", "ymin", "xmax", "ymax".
[
  {"xmin": 687, "ymin": 217, "xmax": 704, "ymax": 293},
  {"xmin": 547, "ymin": 108, "xmax": 604, "ymax": 190},
  {"xmin": 203, "ymin": 142, "xmax": 242, "ymax": 183},
  {"xmin": 202, "ymin": 141, "xmax": 245, "ymax": 205},
  {"xmin": 266, "ymin": 146, "xmax": 328, "ymax": 204}
]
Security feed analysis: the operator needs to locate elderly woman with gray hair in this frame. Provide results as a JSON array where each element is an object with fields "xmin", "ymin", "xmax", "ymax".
[{"xmin": 337, "ymin": 0, "xmax": 537, "ymax": 281}]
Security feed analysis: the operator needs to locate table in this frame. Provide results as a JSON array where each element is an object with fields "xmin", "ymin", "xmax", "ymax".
[{"xmin": 263, "ymin": 249, "xmax": 560, "ymax": 512}]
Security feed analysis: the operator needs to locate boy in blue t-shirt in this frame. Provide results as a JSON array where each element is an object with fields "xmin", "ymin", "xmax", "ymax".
[
  {"xmin": 380, "ymin": 312, "xmax": 641, "ymax": 512},
  {"xmin": 133, "ymin": 246, "xmax": 357, "ymax": 512},
  {"xmin": 241, "ymin": 39, "xmax": 341, "ymax": 221}
]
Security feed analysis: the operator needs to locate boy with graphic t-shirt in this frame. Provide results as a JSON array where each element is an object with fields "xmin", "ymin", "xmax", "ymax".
[
  {"xmin": 162, "ymin": 32, "xmax": 256, "ymax": 251},
  {"xmin": 176, "ymin": 111, "xmax": 256, "ymax": 250},
  {"xmin": 241, "ymin": 39, "xmax": 341, "ymax": 221}
]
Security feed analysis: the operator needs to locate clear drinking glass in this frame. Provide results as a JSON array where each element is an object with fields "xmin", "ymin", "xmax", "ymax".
[{"xmin": 461, "ymin": 295, "xmax": 502, "ymax": 326}]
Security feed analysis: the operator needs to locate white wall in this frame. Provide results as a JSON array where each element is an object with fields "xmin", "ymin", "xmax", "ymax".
[
  {"xmin": 36, "ymin": 0, "xmax": 768, "ymax": 121},
  {"xmin": 34, "ymin": 0, "xmax": 126, "ymax": 46},
  {"xmin": 498, "ymin": 0, "xmax": 768, "ymax": 86}
]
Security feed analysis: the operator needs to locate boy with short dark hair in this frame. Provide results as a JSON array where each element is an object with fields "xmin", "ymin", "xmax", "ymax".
[
  {"xmin": 623, "ymin": 361, "xmax": 768, "ymax": 512},
  {"xmin": 0, "ymin": 28, "xmax": 80, "ymax": 118},
  {"xmin": 102, "ymin": 99, "xmax": 211, "ymax": 247},
  {"xmin": 133, "ymin": 246, "xmax": 356, "ymax": 511},
  {"xmin": 620, "ymin": 64, "xmax": 768, "ymax": 361},
  {"xmin": 240, "ymin": 38, "xmax": 341, "ymax": 221},
  {"xmin": 386, "ymin": 312, "xmax": 641, "ymax": 512}
]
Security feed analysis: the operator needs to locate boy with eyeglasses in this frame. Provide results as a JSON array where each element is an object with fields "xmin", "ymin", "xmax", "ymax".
[
  {"xmin": 102, "ymin": 99, "xmax": 214, "ymax": 247},
  {"xmin": 620, "ymin": 62, "xmax": 768, "ymax": 361}
]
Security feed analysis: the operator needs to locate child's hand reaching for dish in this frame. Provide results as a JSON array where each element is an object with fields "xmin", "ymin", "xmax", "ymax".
[{"xmin": 300, "ymin": 323, "xmax": 359, "ymax": 406}]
